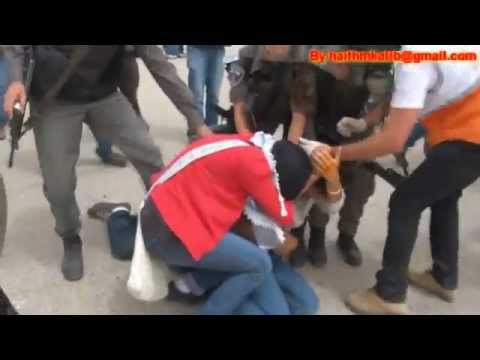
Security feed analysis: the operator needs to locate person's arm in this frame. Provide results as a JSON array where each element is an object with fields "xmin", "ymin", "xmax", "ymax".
[
  {"xmin": 233, "ymin": 101, "xmax": 251, "ymax": 134},
  {"xmin": 364, "ymin": 102, "xmax": 387, "ymax": 128},
  {"xmin": 228, "ymin": 47, "xmax": 255, "ymax": 134},
  {"xmin": 287, "ymin": 112, "xmax": 307, "ymax": 144},
  {"xmin": 273, "ymin": 231, "xmax": 298, "ymax": 259},
  {"xmin": 135, "ymin": 45, "xmax": 211, "ymax": 138},
  {"xmin": 310, "ymin": 148, "xmax": 343, "ymax": 203},
  {"xmin": 331, "ymin": 61, "xmax": 435, "ymax": 161},
  {"xmin": 239, "ymin": 150, "xmax": 295, "ymax": 227},
  {"xmin": 2, "ymin": 45, "xmax": 28, "ymax": 119},
  {"xmin": 338, "ymin": 107, "xmax": 420, "ymax": 161},
  {"xmin": 288, "ymin": 63, "xmax": 316, "ymax": 144}
]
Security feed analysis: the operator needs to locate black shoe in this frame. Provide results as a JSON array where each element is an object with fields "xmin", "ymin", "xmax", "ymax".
[
  {"xmin": 87, "ymin": 202, "xmax": 132, "ymax": 222},
  {"xmin": 62, "ymin": 235, "xmax": 84, "ymax": 282},
  {"xmin": 308, "ymin": 226, "xmax": 327, "ymax": 268},
  {"xmin": 289, "ymin": 225, "xmax": 308, "ymax": 268},
  {"xmin": 100, "ymin": 152, "xmax": 128, "ymax": 168},
  {"xmin": 337, "ymin": 233, "xmax": 362, "ymax": 267},
  {"xmin": 166, "ymin": 282, "xmax": 204, "ymax": 305}
]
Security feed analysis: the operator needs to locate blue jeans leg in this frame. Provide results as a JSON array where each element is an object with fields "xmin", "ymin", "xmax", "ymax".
[
  {"xmin": 205, "ymin": 48, "xmax": 225, "ymax": 126},
  {"xmin": 191, "ymin": 255, "xmax": 316, "ymax": 315},
  {"xmin": 271, "ymin": 255, "xmax": 319, "ymax": 315},
  {"xmin": 194, "ymin": 266, "xmax": 290, "ymax": 315},
  {"xmin": 187, "ymin": 46, "xmax": 208, "ymax": 121},
  {"xmin": 243, "ymin": 269, "xmax": 290, "ymax": 315},
  {"xmin": 0, "ymin": 59, "xmax": 8, "ymax": 127},
  {"xmin": 107, "ymin": 210, "xmax": 137, "ymax": 260},
  {"xmin": 96, "ymin": 141, "xmax": 113, "ymax": 161},
  {"xmin": 145, "ymin": 230, "xmax": 273, "ymax": 315},
  {"xmin": 234, "ymin": 301, "xmax": 266, "ymax": 315}
]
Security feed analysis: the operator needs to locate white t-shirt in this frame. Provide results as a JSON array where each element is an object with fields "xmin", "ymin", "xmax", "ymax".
[{"xmin": 391, "ymin": 45, "xmax": 480, "ymax": 118}]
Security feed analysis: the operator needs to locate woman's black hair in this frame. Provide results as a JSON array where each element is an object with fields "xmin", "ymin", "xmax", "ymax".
[{"xmin": 271, "ymin": 140, "xmax": 313, "ymax": 200}]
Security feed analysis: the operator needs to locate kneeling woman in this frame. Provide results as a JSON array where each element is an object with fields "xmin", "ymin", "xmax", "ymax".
[
  {"xmin": 120, "ymin": 132, "xmax": 316, "ymax": 315},
  {"xmin": 168, "ymin": 138, "xmax": 344, "ymax": 315},
  {"xmin": 96, "ymin": 137, "xmax": 343, "ymax": 315}
]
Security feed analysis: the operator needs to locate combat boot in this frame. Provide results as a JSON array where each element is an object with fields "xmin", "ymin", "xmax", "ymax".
[
  {"xmin": 62, "ymin": 235, "xmax": 84, "ymax": 282},
  {"xmin": 308, "ymin": 226, "xmax": 327, "ymax": 268},
  {"xmin": 337, "ymin": 232, "xmax": 362, "ymax": 267},
  {"xmin": 289, "ymin": 224, "xmax": 308, "ymax": 268}
]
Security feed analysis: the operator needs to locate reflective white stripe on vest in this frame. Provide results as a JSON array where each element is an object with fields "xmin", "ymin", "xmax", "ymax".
[{"xmin": 149, "ymin": 139, "xmax": 250, "ymax": 194}]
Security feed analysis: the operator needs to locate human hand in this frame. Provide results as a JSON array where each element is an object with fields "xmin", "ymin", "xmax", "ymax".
[
  {"xmin": 274, "ymin": 232, "xmax": 299, "ymax": 259},
  {"xmin": 4, "ymin": 82, "xmax": 26, "ymax": 120},
  {"xmin": 312, "ymin": 146, "xmax": 342, "ymax": 184}
]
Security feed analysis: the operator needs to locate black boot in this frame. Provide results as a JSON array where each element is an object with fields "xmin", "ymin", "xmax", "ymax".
[
  {"xmin": 337, "ymin": 232, "xmax": 362, "ymax": 267},
  {"xmin": 62, "ymin": 235, "xmax": 84, "ymax": 282},
  {"xmin": 308, "ymin": 226, "xmax": 327, "ymax": 268},
  {"xmin": 289, "ymin": 224, "xmax": 308, "ymax": 268}
]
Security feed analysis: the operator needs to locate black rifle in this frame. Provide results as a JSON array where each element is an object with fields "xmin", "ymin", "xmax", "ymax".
[
  {"xmin": 212, "ymin": 105, "xmax": 406, "ymax": 188},
  {"xmin": 8, "ymin": 51, "xmax": 35, "ymax": 168}
]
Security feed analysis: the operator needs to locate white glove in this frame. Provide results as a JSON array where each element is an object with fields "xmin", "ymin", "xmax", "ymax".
[{"xmin": 337, "ymin": 117, "xmax": 367, "ymax": 138}]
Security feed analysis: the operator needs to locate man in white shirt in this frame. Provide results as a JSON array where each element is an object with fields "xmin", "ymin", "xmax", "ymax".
[{"xmin": 317, "ymin": 45, "xmax": 480, "ymax": 314}]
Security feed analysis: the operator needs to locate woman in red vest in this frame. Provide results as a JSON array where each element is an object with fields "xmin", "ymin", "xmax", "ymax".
[{"xmin": 139, "ymin": 132, "xmax": 341, "ymax": 315}]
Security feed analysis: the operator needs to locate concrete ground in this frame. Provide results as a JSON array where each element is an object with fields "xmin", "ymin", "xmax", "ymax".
[{"xmin": 1, "ymin": 56, "xmax": 480, "ymax": 315}]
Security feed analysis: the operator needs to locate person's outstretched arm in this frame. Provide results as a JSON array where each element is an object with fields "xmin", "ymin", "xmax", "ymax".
[{"xmin": 135, "ymin": 45, "xmax": 212, "ymax": 138}]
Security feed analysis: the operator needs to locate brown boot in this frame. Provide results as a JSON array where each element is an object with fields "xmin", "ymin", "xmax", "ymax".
[
  {"xmin": 345, "ymin": 288, "xmax": 410, "ymax": 315},
  {"xmin": 408, "ymin": 270, "xmax": 456, "ymax": 303}
]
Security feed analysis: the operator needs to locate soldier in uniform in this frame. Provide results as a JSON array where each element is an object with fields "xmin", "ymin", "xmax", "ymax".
[
  {"xmin": 2, "ymin": 45, "xmax": 211, "ymax": 282},
  {"xmin": 227, "ymin": 45, "xmax": 396, "ymax": 269},
  {"xmin": 228, "ymin": 45, "xmax": 317, "ymax": 144},
  {"xmin": 289, "ymin": 45, "xmax": 397, "ymax": 269}
]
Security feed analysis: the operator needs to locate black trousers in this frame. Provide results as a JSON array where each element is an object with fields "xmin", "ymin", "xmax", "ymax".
[{"xmin": 375, "ymin": 141, "xmax": 480, "ymax": 303}]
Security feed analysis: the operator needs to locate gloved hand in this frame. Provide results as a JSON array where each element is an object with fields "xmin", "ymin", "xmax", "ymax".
[
  {"xmin": 336, "ymin": 117, "xmax": 367, "ymax": 138},
  {"xmin": 312, "ymin": 146, "xmax": 341, "ymax": 184}
]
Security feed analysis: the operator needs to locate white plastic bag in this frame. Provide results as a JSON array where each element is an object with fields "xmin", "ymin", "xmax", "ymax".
[{"xmin": 127, "ymin": 216, "xmax": 168, "ymax": 302}]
